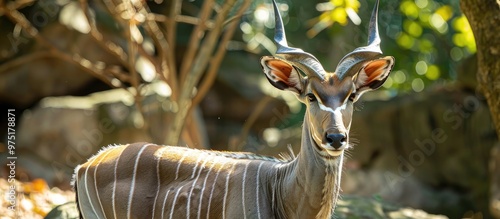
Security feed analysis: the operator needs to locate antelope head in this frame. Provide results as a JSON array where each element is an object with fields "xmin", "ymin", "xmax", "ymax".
[{"xmin": 261, "ymin": 0, "xmax": 394, "ymax": 157}]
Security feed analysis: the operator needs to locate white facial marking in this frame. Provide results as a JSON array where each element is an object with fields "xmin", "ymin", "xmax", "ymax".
[{"xmin": 318, "ymin": 102, "xmax": 347, "ymax": 114}]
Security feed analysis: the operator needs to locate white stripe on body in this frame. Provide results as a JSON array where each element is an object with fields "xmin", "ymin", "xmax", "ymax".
[
  {"xmin": 83, "ymin": 152, "xmax": 101, "ymax": 218},
  {"xmin": 222, "ymin": 161, "xmax": 236, "ymax": 219},
  {"xmin": 126, "ymin": 144, "xmax": 152, "ymax": 219},
  {"xmin": 151, "ymin": 147, "xmax": 165, "ymax": 219},
  {"xmin": 160, "ymin": 189, "xmax": 171, "ymax": 219},
  {"xmin": 197, "ymin": 160, "xmax": 217, "ymax": 219},
  {"xmin": 255, "ymin": 162, "xmax": 264, "ymax": 219},
  {"xmin": 169, "ymin": 185, "xmax": 185, "ymax": 219},
  {"xmin": 93, "ymin": 149, "xmax": 115, "ymax": 218},
  {"xmin": 175, "ymin": 150, "xmax": 192, "ymax": 180},
  {"xmin": 191, "ymin": 155, "xmax": 204, "ymax": 178},
  {"xmin": 187, "ymin": 158, "xmax": 210, "ymax": 219},
  {"xmin": 241, "ymin": 162, "xmax": 251, "ymax": 219},
  {"xmin": 206, "ymin": 160, "xmax": 229, "ymax": 219},
  {"xmin": 272, "ymin": 166, "xmax": 278, "ymax": 211},
  {"xmin": 112, "ymin": 147, "xmax": 126, "ymax": 219}
]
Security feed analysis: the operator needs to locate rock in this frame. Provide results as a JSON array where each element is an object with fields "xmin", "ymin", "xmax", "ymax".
[
  {"xmin": 344, "ymin": 87, "xmax": 496, "ymax": 218},
  {"xmin": 0, "ymin": 21, "xmax": 124, "ymax": 108},
  {"xmin": 335, "ymin": 195, "xmax": 448, "ymax": 219},
  {"xmin": 45, "ymin": 202, "xmax": 79, "ymax": 219},
  {"xmin": 45, "ymin": 197, "xmax": 448, "ymax": 219}
]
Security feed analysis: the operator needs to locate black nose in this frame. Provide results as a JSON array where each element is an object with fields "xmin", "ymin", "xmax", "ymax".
[{"xmin": 325, "ymin": 133, "xmax": 347, "ymax": 149}]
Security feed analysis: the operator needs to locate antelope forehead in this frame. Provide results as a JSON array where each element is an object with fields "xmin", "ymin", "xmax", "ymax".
[{"xmin": 310, "ymin": 74, "xmax": 354, "ymax": 100}]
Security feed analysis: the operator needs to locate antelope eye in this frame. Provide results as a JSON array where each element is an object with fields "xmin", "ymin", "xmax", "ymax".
[
  {"xmin": 348, "ymin": 93, "xmax": 356, "ymax": 102},
  {"xmin": 306, "ymin": 93, "xmax": 317, "ymax": 102}
]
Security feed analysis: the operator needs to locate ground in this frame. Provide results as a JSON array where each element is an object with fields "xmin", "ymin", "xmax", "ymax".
[
  {"xmin": 0, "ymin": 178, "xmax": 451, "ymax": 219},
  {"xmin": 0, "ymin": 178, "xmax": 75, "ymax": 219}
]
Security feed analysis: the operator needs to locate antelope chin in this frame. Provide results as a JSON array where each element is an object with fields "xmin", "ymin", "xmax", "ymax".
[{"xmin": 321, "ymin": 144, "xmax": 344, "ymax": 157}]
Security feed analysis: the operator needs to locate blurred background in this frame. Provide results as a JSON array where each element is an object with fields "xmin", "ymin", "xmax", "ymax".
[{"xmin": 0, "ymin": 0, "xmax": 498, "ymax": 218}]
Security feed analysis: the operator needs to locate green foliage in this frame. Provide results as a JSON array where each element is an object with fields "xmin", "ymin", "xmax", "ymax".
[
  {"xmin": 242, "ymin": 0, "xmax": 476, "ymax": 95},
  {"xmin": 308, "ymin": 0, "xmax": 361, "ymax": 37},
  {"xmin": 318, "ymin": 0, "xmax": 476, "ymax": 93},
  {"xmin": 389, "ymin": 0, "xmax": 475, "ymax": 93}
]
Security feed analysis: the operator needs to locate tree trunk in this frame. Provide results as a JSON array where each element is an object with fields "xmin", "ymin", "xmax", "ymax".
[{"xmin": 460, "ymin": 0, "xmax": 500, "ymax": 217}]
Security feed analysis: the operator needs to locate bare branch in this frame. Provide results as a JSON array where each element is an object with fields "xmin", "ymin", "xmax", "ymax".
[
  {"xmin": 0, "ymin": 0, "xmax": 35, "ymax": 16},
  {"xmin": 122, "ymin": 1, "xmax": 146, "ymax": 120},
  {"xmin": 176, "ymin": 15, "xmax": 214, "ymax": 28},
  {"xmin": 192, "ymin": 0, "xmax": 252, "ymax": 108},
  {"xmin": 79, "ymin": 0, "xmax": 129, "ymax": 67},
  {"xmin": 166, "ymin": 0, "xmax": 181, "ymax": 83},
  {"xmin": 102, "ymin": 65, "xmax": 131, "ymax": 84},
  {"xmin": 139, "ymin": 3, "xmax": 179, "ymax": 100},
  {"xmin": 165, "ymin": 0, "xmax": 238, "ymax": 145},
  {"xmin": 1, "ymin": 3, "xmax": 115, "ymax": 87},
  {"xmin": 235, "ymin": 96, "xmax": 273, "ymax": 150},
  {"xmin": 178, "ymin": 0, "xmax": 215, "ymax": 85},
  {"xmin": 0, "ymin": 51, "xmax": 54, "ymax": 74}
]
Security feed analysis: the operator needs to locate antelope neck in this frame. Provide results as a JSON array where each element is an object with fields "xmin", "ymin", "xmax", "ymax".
[{"xmin": 272, "ymin": 113, "xmax": 343, "ymax": 218}]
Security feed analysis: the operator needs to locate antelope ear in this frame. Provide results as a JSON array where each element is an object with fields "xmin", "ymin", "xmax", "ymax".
[
  {"xmin": 354, "ymin": 56, "xmax": 394, "ymax": 94},
  {"xmin": 261, "ymin": 56, "xmax": 304, "ymax": 94}
]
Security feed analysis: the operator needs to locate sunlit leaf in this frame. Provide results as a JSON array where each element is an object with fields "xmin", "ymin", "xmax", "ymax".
[
  {"xmin": 400, "ymin": 0, "xmax": 419, "ymax": 19},
  {"xmin": 404, "ymin": 20, "xmax": 423, "ymax": 37},
  {"xmin": 426, "ymin": 65, "xmax": 440, "ymax": 80},
  {"xmin": 452, "ymin": 15, "xmax": 476, "ymax": 53},
  {"xmin": 419, "ymin": 39, "xmax": 434, "ymax": 53},
  {"xmin": 435, "ymin": 5, "xmax": 453, "ymax": 21},
  {"xmin": 418, "ymin": 12, "xmax": 431, "ymax": 24},
  {"xmin": 411, "ymin": 78, "xmax": 425, "ymax": 92},
  {"xmin": 396, "ymin": 32, "xmax": 415, "ymax": 49},
  {"xmin": 453, "ymin": 34, "xmax": 466, "ymax": 47},
  {"xmin": 430, "ymin": 13, "xmax": 448, "ymax": 34},
  {"xmin": 415, "ymin": 61, "xmax": 427, "ymax": 75},
  {"xmin": 415, "ymin": 0, "xmax": 429, "ymax": 9},
  {"xmin": 309, "ymin": 0, "xmax": 360, "ymax": 37},
  {"xmin": 453, "ymin": 15, "xmax": 471, "ymax": 32},
  {"xmin": 393, "ymin": 70, "xmax": 407, "ymax": 84}
]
